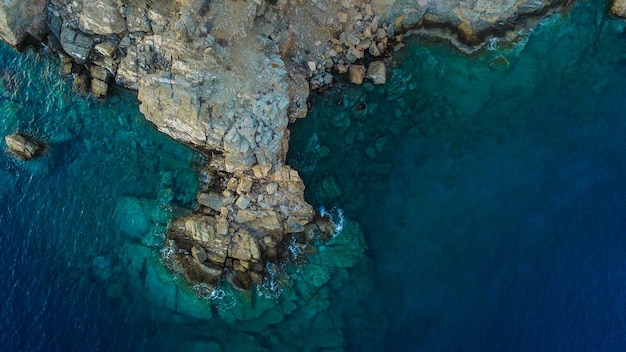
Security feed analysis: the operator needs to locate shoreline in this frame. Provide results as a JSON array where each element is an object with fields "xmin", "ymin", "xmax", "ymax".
[{"xmin": 0, "ymin": 0, "xmax": 574, "ymax": 293}]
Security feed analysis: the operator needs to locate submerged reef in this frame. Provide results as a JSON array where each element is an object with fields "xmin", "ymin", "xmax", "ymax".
[{"xmin": 0, "ymin": 0, "xmax": 573, "ymax": 292}]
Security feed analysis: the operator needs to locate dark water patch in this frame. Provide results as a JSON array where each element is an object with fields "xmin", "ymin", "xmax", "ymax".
[{"xmin": 289, "ymin": 1, "xmax": 626, "ymax": 350}]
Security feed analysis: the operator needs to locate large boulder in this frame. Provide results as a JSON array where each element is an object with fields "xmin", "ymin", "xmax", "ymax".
[
  {"xmin": 0, "ymin": 0, "xmax": 47, "ymax": 47},
  {"xmin": 5, "ymin": 133, "xmax": 45, "ymax": 160}
]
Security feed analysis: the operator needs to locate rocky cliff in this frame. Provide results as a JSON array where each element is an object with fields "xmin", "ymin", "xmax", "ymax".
[{"xmin": 0, "ymin": 0, "xmax": 571, "ymax": 291}]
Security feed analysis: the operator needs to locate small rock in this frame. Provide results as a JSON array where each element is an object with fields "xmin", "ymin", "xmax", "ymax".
[
  {"xmin": 266, "ymin": 182, "xmax": 278, "ymax": 194},
  {"xmin": 91, "ymin": 78, "xmax": 108, "ymax": 98},
  {"xmin": 489, "ymin": 55, "xmax": 511, "ymax": 71},
  {"xmin": 346, "ymin": 33, "xmax": 360, "ymax": 46},
  {"xmin": 371, "ymin": 16, "xmax": 380, "ymax": 32},
  {"xmin": 307, "ymin": 61, "xmax": 317, "ymax": 72},
  {"xmin": 338, "ymin": 12, "xmax": 348, "ymax": 23},
  {"xmin": 612, "ymin": 0, "xmax": 626, "ymax": 17},
  {"xmin": 72, "ymin": 74, "xmax": 90, "ymax": 94},
  {"xmin": 369, "ymin": 42, "xmax": 381, "ymax": 56},
  {"xmin": 376, "ymin": 27, "xmax": 387, "ymax": 40},
  {"xmin": 358, "ymin": 38, "xmax": 371, "ymax": 50},
  {"xmin": 365, "ymin": 61, "xmax": 386, "ymax": 85},
  {"xmin": 349, "ymin": 65, "xmax": 366, "ymax": 84},
  {"xmin": 94, "ymin": 42, "xmax": 117, "ymax": 57},
  {"xmin": 90, "ymin": 65, "xmax": 109, "ymax": 81},
  {"xmin": 362, "ymin": 26, "xmax": 372, "ymax": 39},
  {"xmin": 336, "ymin": 64, "xmax": 348, "ymax": 74},
  {"xmin": 349, "ymin": 47, "xmax": 364, "ymax": 59},
  {"xmin": 235, "ymin": 195, "xmax": 252, "ymax": 210},
  {"xmin": 5, "ymin": 133, "xmax": 45, "ymax": 160}
]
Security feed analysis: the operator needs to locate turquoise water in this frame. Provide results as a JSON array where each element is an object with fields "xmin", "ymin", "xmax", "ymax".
[{"xmin": 3, "ymin": 0, "xmax": 626, "ymax": 350}]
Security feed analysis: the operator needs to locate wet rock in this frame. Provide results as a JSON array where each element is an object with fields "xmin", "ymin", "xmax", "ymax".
[
  {"xmin": 365, "ymin": 61, "xmax": 386, "ymax": 84},
  {"xmin": 348, "ymin": 65, "xmax": 366, "ymax": 84},
  {"xmin": 5, "ymin": 133, "xmax": 45, "ymax": 160},
  {"xmin": 72, "ymin": 74, "xmax": 90, "ymax": 94}
]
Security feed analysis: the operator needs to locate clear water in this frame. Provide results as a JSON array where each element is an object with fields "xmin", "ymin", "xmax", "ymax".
[{"xmin": 3, "ymin": 0, "xmax": 626, "ymax": 350}]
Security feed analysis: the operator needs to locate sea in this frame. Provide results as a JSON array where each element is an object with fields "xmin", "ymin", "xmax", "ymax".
[{"xmin": 2, "ymin": 0, "xmax": 626, "ymax": 351}]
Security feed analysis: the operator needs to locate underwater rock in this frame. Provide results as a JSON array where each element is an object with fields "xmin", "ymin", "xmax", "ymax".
[
  {"xmin": 4, "ymin": 133, "xmax": 45, "ymax": 160},
  {"xmin": 489, "ymin": 55, "xmax": 511, "ymax": 70}
]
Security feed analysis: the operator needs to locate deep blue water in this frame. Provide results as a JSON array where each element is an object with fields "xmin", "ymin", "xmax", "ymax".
[{"xmin": 3, "ymin": 0, "xmax": 626, "ymax": 350}]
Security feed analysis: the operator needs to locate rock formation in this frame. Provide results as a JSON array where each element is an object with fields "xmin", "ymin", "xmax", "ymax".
[
  {"xmin": 5, "ymin": 133, "xmax": 46, "ymax": 160},
  {"xmin": 0, "ymin": 0, "xmax": 572, "ymax": 291}
]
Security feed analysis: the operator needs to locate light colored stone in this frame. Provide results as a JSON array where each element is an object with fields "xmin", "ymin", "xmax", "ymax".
[
  {"xmin": 91, "ymin": 78, "xmax": 109, "ymax": 98},
  {"xmin": 348, "ymin": 65, "xmax": 366, "ymax": 84},
  {"xmin": 266, "ymin": 182, "xmax": 278, "ymax": 195},
  {"xmin": 4, "ymin": 133, "xmax": 45, "ymax": 160},
  {"xmin": 235, "ymin": 195, "xmax": 252, "ymax": 210},
  {"xmin": 369, "ymin": 42, "xmax": 381, "ymax": 56},
  {"xmin": 78, "ymin": 0, "xmax": 127, "ymax": 35},
  {"xmin": 94, "ymin": 42, "xmax": 117, "ymax": 57},
  {"xmin": 612, "ymin": 0, "xmax": 626, "ymax": 17},
  {"xmin": 338, "ymin": 12, "xmax": 348, "ymax": 23},
  {"xmin": 365, "ymin": 61, "xmax": 386, "ymax": 85}
]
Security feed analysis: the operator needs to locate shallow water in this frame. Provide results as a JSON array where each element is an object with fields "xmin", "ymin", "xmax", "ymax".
[{"xmin": 3, "ymin": 0, "xmax": 626, "ymax": 350}]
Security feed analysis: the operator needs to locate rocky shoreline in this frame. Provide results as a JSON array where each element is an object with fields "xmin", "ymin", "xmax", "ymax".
[{"xmin": 1, "ymin": 0, "xmax": 574, "ymax": 292}]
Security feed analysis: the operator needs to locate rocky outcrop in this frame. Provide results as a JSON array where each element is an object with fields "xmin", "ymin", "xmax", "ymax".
[
  {"xmin": 5, "ymin": 133, "xmax": 46, "ymax": 160},
  {"xmin": 0, "ymin": 0, "xmax": 574, "ymax": 291},
  {"xmin": 166, "ymin": 155, "xmax": 317, "ymax": 290},
  {"xmin": 0, "ymin": 0, "xmax": 47, "ymax": 47}
]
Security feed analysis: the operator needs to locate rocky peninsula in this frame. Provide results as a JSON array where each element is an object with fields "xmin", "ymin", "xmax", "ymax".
[{"xmin": 0, "ymin": 0, "xmax": 573, "ymax": 291}]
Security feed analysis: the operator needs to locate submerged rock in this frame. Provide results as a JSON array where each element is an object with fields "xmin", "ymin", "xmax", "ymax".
[{"xmin": 4, "ymin": 133, "xmax": 45, "ymax": 160}]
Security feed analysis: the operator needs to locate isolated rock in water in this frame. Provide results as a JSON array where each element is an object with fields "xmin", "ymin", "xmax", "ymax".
[
  {"xmin": 611, "ymin": 0, "xmax": 626, "ymax": 18},
  {"xmin": 5, "ymin": 133, "xmax": 45, "ymax": 160}
]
